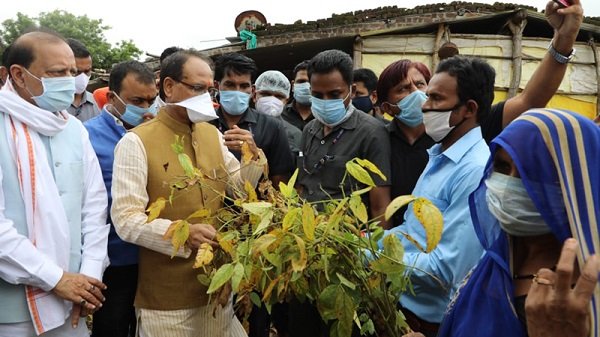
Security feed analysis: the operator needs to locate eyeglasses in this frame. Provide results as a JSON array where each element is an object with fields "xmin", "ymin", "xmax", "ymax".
[{"xmin": 174, "ymin": 79, "xmax": 218, "ymax": 97}]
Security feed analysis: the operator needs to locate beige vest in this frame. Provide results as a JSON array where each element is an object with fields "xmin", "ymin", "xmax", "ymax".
[{"xmin": 132, "ymin": 110, "xmax": 226, "ymax": 309}]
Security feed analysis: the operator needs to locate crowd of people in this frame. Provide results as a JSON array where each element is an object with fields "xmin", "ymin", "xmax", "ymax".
[{"xmin": 0, "ymin": 1, "xmax": 598, "ymax": 337}]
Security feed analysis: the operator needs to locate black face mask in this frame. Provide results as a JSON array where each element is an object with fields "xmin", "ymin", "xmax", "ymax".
[{"xmin": 352, "ymin": 95, "xmax": 373, "ymax": 113}]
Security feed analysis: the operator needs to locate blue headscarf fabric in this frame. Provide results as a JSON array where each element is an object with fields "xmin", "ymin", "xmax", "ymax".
[{"xmin": 438, "ymin": 108, "xmax": 600, "ymax": 337}]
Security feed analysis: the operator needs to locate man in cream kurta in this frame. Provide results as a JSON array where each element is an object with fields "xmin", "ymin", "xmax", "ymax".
[
  {"xmin": 0, "ymin": 32, "xmax": 109, "ymax": 337},
  {"xmin": 111, "ymin": 49, "xmax": 265, "ymax": 337}
]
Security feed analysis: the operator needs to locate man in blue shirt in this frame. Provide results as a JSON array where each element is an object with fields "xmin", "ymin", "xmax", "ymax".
[
  {"xmin": 387, "ymin": 56, "xmax": 495, "ymax": 337},
  {"xmin": 84, "ymin": 60, "xmax": 158, "ymax": 337}
]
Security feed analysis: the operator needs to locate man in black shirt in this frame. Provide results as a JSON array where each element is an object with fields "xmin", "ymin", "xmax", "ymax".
[
  {"xmin": 211, "ymin": 53, "xmax": 293, "ymax": 187},
  {"xmin": 281, "ymin": 60, "xmax": 314, "ymax": 131}
]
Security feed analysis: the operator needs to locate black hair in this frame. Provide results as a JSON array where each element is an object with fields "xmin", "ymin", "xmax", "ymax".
[
  {"xmin": 435, "ymin": 56, "xmax": 495, "ymax": 122},
  {"xmin": 66, "ymin": 38, "xmax": 91, "ymax": 58},
  {"xmin": 353, "ymin": 68, "xmax": 378, "ymax": 93},
  {"xmin": 160, "ymin": 46, "xmax": 182, "ymax": 64},
  {"xmin": 109, "ymin": 60, "xmax": 155, "ymax": 94},
  {"xmin": 159, "ymin": 49, "xmax": 213, "ymax": 99},
  {"xmin": 292, "ymin": 60, "xmax": 310, "ymax": 78},
  {"xmin": 1, "ymin": 44, "xmax": 12, "ymax": 66},
  {"xmin": 308, "ymin": 50, "xmax": 353, "ymax": 86},
  {"xmin": 6, "ymin": 30, "xmax": 65, "ymax": 76},
  {"xmin": 214, "ymin": 53, "xmax": 257, "ymax": 82}
]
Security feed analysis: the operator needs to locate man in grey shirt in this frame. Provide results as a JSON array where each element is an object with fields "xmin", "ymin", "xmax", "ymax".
[{"xmin": 66, "ymin": 38, "xmax": 100, "ymax": 122}]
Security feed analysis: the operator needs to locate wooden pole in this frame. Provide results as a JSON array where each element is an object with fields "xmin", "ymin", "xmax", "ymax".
[
  {"xmin": 432, "ymin": 24, "xmax": 446, "ymax": 71},
  {"xmin": 589, "ymin": 36, "xmax": 600, "ymax": 118},
  {"xmin": 507, "ymin": 10, "xmax": 528, "ymax": 98},
  {"xmin": 353, "ymin": 36, "xmax": 363, "ymax": 69}
]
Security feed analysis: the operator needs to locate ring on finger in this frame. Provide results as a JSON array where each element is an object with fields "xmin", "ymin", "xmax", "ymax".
[
  {"xmin": 239, "ymin": 140, "xmax": 245, "ymax": 146},
  {"xmin": 532, "ymin": 274, "xmax": 554, "ymax": 286},
  {"xmin": 80, "ymin": 299, "xmax": 87, "ymax": 307},
  {"xmin": 89, "ymin": 285, "xmax": 95, "ymax": 291}
]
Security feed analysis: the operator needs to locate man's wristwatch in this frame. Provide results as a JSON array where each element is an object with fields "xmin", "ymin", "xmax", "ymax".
[{"xmin": 548, "ymin": 39, "xmax": 576, "ymax": 64}]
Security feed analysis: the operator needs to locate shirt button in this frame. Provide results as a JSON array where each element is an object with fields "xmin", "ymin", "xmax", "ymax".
[
  {"xmin": 55, "ymin": 162, "xmax": 61, "ymax": 167},
  {"xmin": 308, "ymin": 190, "xmax": 314, "ymax": 195},
  {"xmin": 193, "ymin": 141, "xmax": 198, "ymax": 147},
  {"xmin": 320, "ymin": 140, "xmax": 325, "ymax": 145}
]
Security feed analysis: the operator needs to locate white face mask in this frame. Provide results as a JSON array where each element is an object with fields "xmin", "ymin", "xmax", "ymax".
[
  {"xmin": 74, "ymin": 73, "xmax": 90, "ymax": 94},
  {"xmin": 485, "ymin": 172, "xmax": 551, "ymax": 237},
  {"xmin": 422, "ymin": 110, "xmax": 455, "ymax": 142},
  {"xmin": 256, "ymin": 96, "xmax": 284, "ymax": 117},
  {"xmin": 172, "ymin": 92, "xmax": 217, "ymax": 123}
]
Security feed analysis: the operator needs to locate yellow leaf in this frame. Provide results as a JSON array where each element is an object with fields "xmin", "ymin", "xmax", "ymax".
[
  {"xmin": 283, "ymin": 207, "xmax": 301, "ymax": 231},
  {"xmin": 219, "ymin": 238, "xmax": 234, "ymax": 255},
  {"xmin": 146, "ymin": 197, "xmax": 166, "ymax": 223},
  {"xmin": 351, "ymin": 186, "xmax": 372, "ymax": 197},
  {"xmin": 193, "ymin": 243, "xmax": 214, "ymax": 269},
  {"xmin": 355, "ymin": 158, "xmax": 387, "ymax": 181},
  {"xmin": 178, "ymin": 153, "xmax": 195, "ymax": 178},
  {"xmin": 413, "ymin": 198, "xmax": 444, "ymax": 252},
  {"xmin": 163, "ymin": 220, "xmax": 180, "ymax": 240},
  {"xmin": 382, "ymin": 234, "xmax": 404, "ymax": 262},
  {"xmin": 244, "ymin": 180, "xmax": 258, "ymax": 202},
  {"xmin": 241, "ymin": 141, "xmax": 253, "ymax": 164},
  {"xmin": 187, "ymin": 208, "xmax": 211, "ymax": 221},
  {"xmin": 251, "ymin": 234, "xmax": 277, "ymax": 256},
  {"xmin": 291, "ymin": 234, "xmax": 307, "ymax": 272},
  {"xmin": 171, "ymin": 220, "xmax": 190, "ymax": 257},
  {"xmin": 345, "ymin": 161, "xmax": 375, "ymax": 187},
  {"xmin": 262, "ymin": 275, "xmax": 282, "ymax": 303},
  {"xmin": 349, "ymin": 195, "xmax": 368, "ymax": 223},
  {"xmin": 301, "ymin": 203, "xmax": 315, "ymax": 241},
  {"xmin": 384, "ymin": 195, "xmax": 418, "ymax": 221}
]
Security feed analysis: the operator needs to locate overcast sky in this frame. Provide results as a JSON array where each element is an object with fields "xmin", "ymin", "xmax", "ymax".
[{"xmin": 1, "ymin": 0, "xmax": 598, "ymax": 56}]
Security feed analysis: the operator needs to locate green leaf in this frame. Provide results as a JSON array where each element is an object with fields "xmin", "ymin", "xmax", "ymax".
[
  {"xmin": 231, "ymin": 263, "xmax": 245, "ymax": 292},
  {"xmin": 382, "ymin": 234, "xmax": 404, "ymax": 262},
  {"xmin": 385, "ymin": 195, "xmax": 418, "ymax": 220},
  {"xmin": 171, "ymin": 135, "xmax": 184, "ymax": 154},
  {"xmin": 301, "ymin": 203, "xmax": 316, "ymax": 241},
  {"xmin": 413, "ymin": 197, "xmax": 444, "ymax": 252},
  {"xmin": 242, "ymin": 201, "xmax": 273, "ymax": 216},
  {"xmin": 336, "ymin": 272, "xmax": 356, "ymax": 290},
  {"xmin": 282, "ymin": 207, "xmax": 301, "ymax": 231},
  {"xmin": 249, "ymin": 292, "xmax": 262, "ymax": 308},
  {"xmin": 178, "ymin": 153, "xmax": 195, "ymax": 178},
  {"xmin": 345, "ymin": 161, "xmax": 375, "ymax": 186},
  {"xmin": 355, "ymin": 158, "xmax": 387, "ymax": 181},
  {"xmin": 197, "ymin": 273, "xmax": 211, "ymax": 286},
  {"xmin": 349, "ymin": 194, "xmax": 368, "ymax": 223},
  {"xmin": 253, "ymin": 210, "xmax": 274, "ymax": 235},
  {"xmin": 146, "ymin": 197, "xmax": 166, "ymax": 223},
  {"xmin": 317, "ymin": 285, "xmax": 339, "ymax": 320},
  {"xmin": 207, "ymin": 263, "xmax": 235, "ymax": 294}
]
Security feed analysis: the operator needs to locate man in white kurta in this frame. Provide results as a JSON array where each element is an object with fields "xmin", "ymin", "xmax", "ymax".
[{"xmin": 0, "ymin": 32, "xmax": 109, "ymax": 337}]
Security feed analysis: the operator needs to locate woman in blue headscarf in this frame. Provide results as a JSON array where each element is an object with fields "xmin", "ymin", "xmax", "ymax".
[{"xmin": 436, "ymin": 108, "xmax": 600, "ymax": 337}]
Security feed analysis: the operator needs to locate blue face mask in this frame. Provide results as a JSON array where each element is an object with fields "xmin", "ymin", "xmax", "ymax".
[
  {"xmin": 219, "ymin": 90, "xmax": 250, "ymax": 116},
  {"xmin": 395, "ymin": 90, "xmax": 427, "ymax": 127},
  {"xmin": 293, "ymin": 82, "xmax": 312, "ymax": 106},
  {"xmin": 115, "ymin": 93, "xmax": 158, "ymax": 127},
  {"xmin": 352, "ymin": 95, "xmax": 373, "ymax": 113},
  {"xmin": 24, "ymin": 68, "xmax": 76, "ymax": 112},
  {"xmin": 311, "ymin": 90, "xmax": 351, "ymax": 127}
]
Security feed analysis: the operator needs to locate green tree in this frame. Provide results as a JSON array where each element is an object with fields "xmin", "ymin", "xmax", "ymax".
[{"xmin": 0, "ymin": 10, "xmax": 142, "ymax": 70}]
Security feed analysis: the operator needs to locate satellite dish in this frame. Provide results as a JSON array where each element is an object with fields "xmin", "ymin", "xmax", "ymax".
[{"xmin": 234, "ymin": 10, "xmax": 267, "ymax": 33}]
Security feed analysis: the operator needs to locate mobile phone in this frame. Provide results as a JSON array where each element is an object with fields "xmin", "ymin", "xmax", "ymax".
[{"xmin": 553, "ymin": 0, "xmax": 571, "ymax": 8}]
